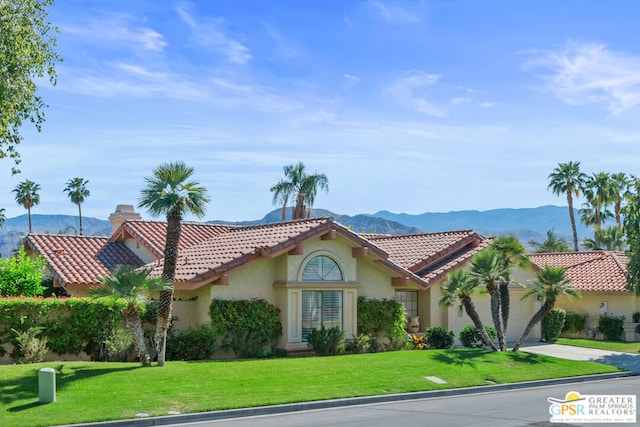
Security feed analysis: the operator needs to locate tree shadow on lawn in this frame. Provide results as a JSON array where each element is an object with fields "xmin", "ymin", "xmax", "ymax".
[
  {"xmin": 2, "ymin": 363, "xmax": 141, "ymax": 410},
  {"xmin": 432, "ymin": 349, "xmax": 546, "ymax": 368}
]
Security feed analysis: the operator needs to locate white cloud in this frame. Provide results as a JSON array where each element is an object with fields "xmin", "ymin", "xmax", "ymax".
[
  {"xmin": 386, "ymin": 71, "xmax": 448, "ymax": 117},
  {"xmin": 175, "ymin": 5, "xmax": 252, "ymax": 65},
  {"xmin": 525, "ymin": 41, "xmax": 640, "ymax": 114},
  {"xmin": 63, "ymin": 15, "xmax": 167, "ymax": 52},
  {"xmin": 363, "ymin": 0, "xmax": 424, "ymax": 25},
  {"xmin": 343, "ymin": 74, "xmax": 361, "ymax": 89}
]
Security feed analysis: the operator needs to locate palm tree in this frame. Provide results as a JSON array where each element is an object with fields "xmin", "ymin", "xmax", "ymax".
[
  {"xmin": 582, "ymin": 172, "xmax": 614, "ymax": 231},
  {"xmin": 582, "ymin": 226, "xmax": 626, "ymax": 251},
  {"xmin": 63, "ymin": 177, "xmax": 90, "ymax": 235},
  {"xmin": 548, "ymin": 161, "xmax": 586, "ymax": 251},
  {"xmin": 270, "ymin": 162, "xmax": 329, "ymax": 221},
  {"xmin": 610, "ymin": 172, "xmax": 630, "ymax": 231},
  {"xmin": 439, "ymin": 269, "xmax": 498, "ymax": 351},
  {"xmin": 492, "ymin": 235, "xmax": 528, "ymax": 335},
  {"xmin": 13, "ymin": 180, "xmax": 41, "ymax": 233},
  {"xmin": 470, "ymin": 248, "xmax": 509, "ymax": 351},
  {"xmin": 0, "ymin": 208, "xmax": 5, "ymax": 231},
  {"xmin": 138, "ymin": 161, "xmax": 210, "ymax": 366},
  {"xmin": 512, "ymin": 266, "xmax": 580, "ymax": 351},
  {"xmin": 90, "ymin": 265, "xmax": 168, "ymax": 366},
  {"xmin": 528, "ymin": 229, "xmax": 570, "ymax": 253}
]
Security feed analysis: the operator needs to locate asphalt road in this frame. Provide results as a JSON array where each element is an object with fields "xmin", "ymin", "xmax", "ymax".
[{"xmin": 178, "ymin": 376, "xmax": 639, "ymax": 427}]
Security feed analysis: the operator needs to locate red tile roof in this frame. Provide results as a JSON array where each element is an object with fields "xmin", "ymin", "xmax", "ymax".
[
  {"xmin": 111, "ymin": 220, "xmax": 233, "ymax": 258},
  {"xmin": 366, "ymin": 230, "xmax": 490, "ymax": 283},
  {"xmin": 25, "ymin": 234, "xmax": 144, "ymax": 289},
  {"xmin": 529, "ymin": 251, "xmax": 629, "ymax": 292}
]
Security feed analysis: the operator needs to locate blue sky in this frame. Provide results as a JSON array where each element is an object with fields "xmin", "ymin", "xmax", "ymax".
[{"xmin": 2, "ymin": 0, "xmax": 640, "ymax": 222}]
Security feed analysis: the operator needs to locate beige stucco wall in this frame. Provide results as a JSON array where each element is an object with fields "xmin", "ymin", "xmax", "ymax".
[
  {"xmin": 121, "ymin": 237, "xmax": 157, "ymax": 264},
  {"xmin": 555, "ymin": 292, "xmax": 640, "ymax": 332}
]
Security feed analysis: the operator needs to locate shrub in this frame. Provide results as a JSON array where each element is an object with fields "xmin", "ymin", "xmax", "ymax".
[
  {"xmin": 210, "ymin": 299, "xmax": 282, "ymax": 358},
  {"xmin": 542, "ymin": 308, "xmax": 566, "ymax": 341},
  {"xmin": 307, "ymin": 326, "xmax": 345, "ymax": 356},
  {"xmin": 357, "ymin": 297, "xmax": 406, "ymax": 352},
  {"xmin": 562, "ymin": 312, "xmax": 588, "ymax": 334},
  {"xmin": 633, "ymin": 312, "xmax": 640, "ymax": 323},
  {"xmin": 345, "ymin": 333, "xmax": 371, "ymax": 354},
  {"xmin": 0, "ymin": 247, "xmax": 46, "ymax": 297},
  {"xmin": 424, "ymin": 326, "xmax": 454, "ymax": 349},
  {"xmin": 105, "ymin": 329, "xmax": 134, "ymax": 362},
  {"xmin": 12, "ymin": 326, "xmax": 48, "ymax": 364},
  {"xmin": 0, "ymin": 297, "xmax": 125, "ymax": 358},
  {"xmin": 598, "ymin": 315, "xmax": 625, "ymax": 341},
  {"xmin": 167, "ymin": 325, "xmax": 217, "ymax": 361},
  {"xmin": 458, "ymin": 325, "xmax": 497, "ymax": 348}
]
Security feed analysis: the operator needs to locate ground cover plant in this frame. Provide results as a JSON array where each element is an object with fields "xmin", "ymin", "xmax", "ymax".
[
  {"xmin": 0, "ymin": 349, "xmax": 620, "ymax": 427},
  {"xmin": 555, "ymin": 337, "xmax": 640, "ymax": 353}
]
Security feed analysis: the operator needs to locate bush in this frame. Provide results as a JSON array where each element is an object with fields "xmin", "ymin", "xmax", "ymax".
[
  {"xmin": 562, "ymin": 312, "xmax": 588, "ymax": 334},
  {"xmin": 424, "ymin": 326, "xmax": 454, "ymax": 349},
  {"xmin": 633, "ymin": 312, "xmax": 640, "ymax": 323},
  {"xmin": 458, "ymin": 325, "xmax": 497, "ymax": 348},
  {"xmin": 345, "ymin": 333, "xmax": 371, "ymax": 354},
  {"xmin": 12, "ymin": 326, "xmax": 48, "ymax": 364},
  {"xmin": 0, "ymin": 297, "xmax": 125, "ymax": 358},
  {"xmin": 209, "ymin": 299, "xmax": 282, "ymax": 358},
  {"xmin": 0, "ymin": 247, "xmax": 46, "ymax": 297},
  {"xmin": 105, "ymin": 329, "xmax": 134, "ymax": 362},
  {"xmin": 307, "ymin": 326, "xmax": 345, "ymax": 356},
  {"xmin": 357, "ymin": 297, "xmax": 406, "ymax": 352},
  {"xmin": 598, "ymin": 315, "xmax": 625, "ymax": 341},
  {"xmin": 542, "ymin": 308, "xmax": 566, "ymax": 341},
  {"xmin": 167, "ymin": 325, "xmax": 217, "ymax": 361}
]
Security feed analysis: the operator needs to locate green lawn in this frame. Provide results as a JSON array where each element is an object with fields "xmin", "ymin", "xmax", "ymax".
[
  {"xmin": 0, "ymin": 349, "xmax": 621, "ymax": 427},
  {"xmin": 555, "ymin": 337, "xmax": 640, "ymax": 353}
]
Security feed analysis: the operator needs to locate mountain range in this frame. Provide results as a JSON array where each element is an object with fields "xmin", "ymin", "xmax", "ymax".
[{"xmin": 0, "ymin": 205, "xmax": 589, "ymax": 258}]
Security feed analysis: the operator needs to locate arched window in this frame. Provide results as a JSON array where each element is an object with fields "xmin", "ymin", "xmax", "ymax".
[{"xmin": 302, "ymin": 255, "xmax": 343, "ymax": 281}]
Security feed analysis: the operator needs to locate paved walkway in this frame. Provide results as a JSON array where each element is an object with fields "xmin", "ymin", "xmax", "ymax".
[{"xmin": 520, "ymin": 342, "xmax": 640, "ymax": 372}]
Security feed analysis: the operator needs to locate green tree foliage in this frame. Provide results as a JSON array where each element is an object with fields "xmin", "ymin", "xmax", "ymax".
[
  {"xmin": 0, "ymin": 246, "xmax": 45, "ymax": 296},
  {"xmin": 548, "ymin": 161, "xmax": 586, "ymax": 251},
  {"xmin": 541, "ymin": 308, "xmax": 566, "ymax": 342},
  {"xmin": 63, "ymin": 177, "xmax": 90, "ymax": 235},
  {"xmin": 13, "ymin": 179, "xmax": 40, "ymax": 232},
  {"xmin": 582, "ymin": 225, "xmax": 626, "ymax": 251},
  {"xmin": 529, "ymin": 229, "xmax": 570, "ymax": 253},
  {"xmin": 270, "ymin": 161, "xmax": 329, "ymax": 220},
  {"xmin": 357, "ymin": 297, "xmax": 406, "ymax": 351},
  {"xmin": 625, "ymin": 177, "xmax": 640, "ymax": 295},
  {"xmin": 1, "ymin": 0, "xmax": 61, "ymax": 174},
  {"xmin": 138, "ymin": 161, "xmax": 209, "ymax": 366}
]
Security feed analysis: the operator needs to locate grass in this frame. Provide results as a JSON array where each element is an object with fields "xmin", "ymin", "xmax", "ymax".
[
  {"xmin": 555, "ymin": 337, "xmax": 640, "ymax": 353},
  {"xmin": 0, "ymin": 349, "xmax": 621, "ymax": 427}
]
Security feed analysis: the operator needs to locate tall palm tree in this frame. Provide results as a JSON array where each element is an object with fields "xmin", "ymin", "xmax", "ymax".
[
  {"xmin": 548, "ymin": 161, "xmax": 586, "ymax": 251},
  {"xmin": 138, "ymin": 161, "xmax": 210, "ymax": 366},
  {"xmin": 528, "ymin": 229, "xmax": 570, "ymax": 253},
  {"xmin": 512, "ymin": 266, "xmax": 580, "ymax": 351},
  {"xmin": 90, "ymin": 265, "xmax": 168, "ymax": 366},
  {"xmin": 439, "ymin": 269, "xmax": 498, "ymax": 351},
  {"xmin": 470, "ymin": 248, "xmax": 509, "ymax": 351},
  {"xmin": 270, "ymin": 162, "xmax": 329, "ymax": 221},
  {"xmin": 63, "ymin": 177, "xmax": 90, "ymax": 235},
  {"xmin": 582, "ymin": 172, "xmax": 614, "ymax": 231},
  {"xmin": 492, "ymin": 235, "xmax": 528, "ymax": 335},
  {"xmin": 13, "ymin": 179, "xmax": 41, "ymax": 233},
  {"xmin": 610, "ymin": 172, "xmax": 630, "ymax": 231}
]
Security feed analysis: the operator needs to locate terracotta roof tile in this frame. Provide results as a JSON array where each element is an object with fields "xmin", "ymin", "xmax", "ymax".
[
  {"xmin": 529, "ymin": 251, "xmax": 629, "ymax": 292},
  {"xmin": 112, "ymin": 220, "xmax": 233, "ymax": 258},
  {"xmin": 25, "ymin": 234, "xmax": 144, "ymax": 289},
  {"xmin": 365, "ymin": 230, "xmax": 490, "ymax": 283}
]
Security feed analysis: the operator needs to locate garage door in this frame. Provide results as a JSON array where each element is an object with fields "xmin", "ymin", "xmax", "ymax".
[{"xmin": 446, "ymin": 289, "xmax": 538, "ymax": 345}]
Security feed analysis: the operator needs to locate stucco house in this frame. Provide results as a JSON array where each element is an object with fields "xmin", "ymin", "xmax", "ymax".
[
  {"xmin": 26, "ymin": 204, "xmax": 530, "ymax": 351},
  {"xmin": 527, "ymin": 251, "xmax": 639, "ymax": 340}
]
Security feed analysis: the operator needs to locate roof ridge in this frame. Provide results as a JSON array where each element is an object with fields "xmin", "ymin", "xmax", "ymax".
[
  {"xmin": 365, "ymin": 230, "xmax": 475, "ymax": 240},
  {"xmin": 229, "ymin": 217, "xmax": 332, "ymax": 232}
]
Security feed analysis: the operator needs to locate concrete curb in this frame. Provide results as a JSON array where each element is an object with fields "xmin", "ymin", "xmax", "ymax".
[{"xmin": 60, "ymin": 371, "xmax": 639, "ymax": 427}]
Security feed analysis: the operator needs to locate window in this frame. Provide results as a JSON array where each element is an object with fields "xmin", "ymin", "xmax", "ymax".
[
  {"xmin": 396, "ymin": 291, "xmax": 418, "ymax": 318},
  {"xmin": 302, "ymin": 256, "xmax": 343, "ymax": 281},
  {"xmin": 301, "ymin": 291, "xmax": 342, "ymax": 341}
]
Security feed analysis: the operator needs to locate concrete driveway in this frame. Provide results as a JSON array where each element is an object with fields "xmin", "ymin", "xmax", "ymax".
[{"xmin": 520, "ymin": 342, "xmax": 640, "ymax": 372}]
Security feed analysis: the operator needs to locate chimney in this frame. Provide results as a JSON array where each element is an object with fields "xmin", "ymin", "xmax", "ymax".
[{"xmin": 108, "ymin": 204, "xmax": 142, "ymax": 234}]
